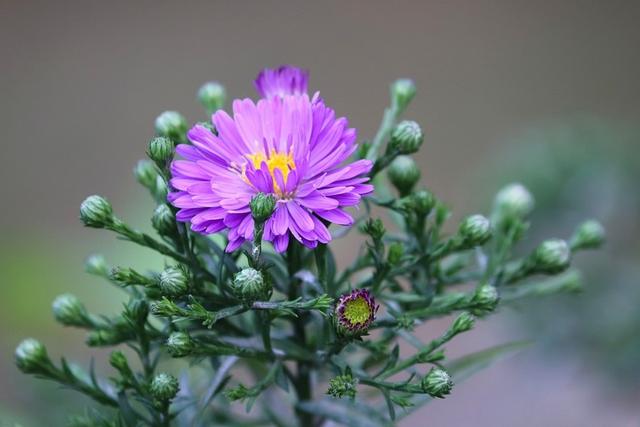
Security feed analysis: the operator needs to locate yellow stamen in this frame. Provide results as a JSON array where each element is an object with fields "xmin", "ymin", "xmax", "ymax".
[
  {"xmin": 245, "ymin": 149, "xmax": 296, "ymax": 193},
  {"xmin": 343, "ymin": 297, "xmax": 371, "ymax": 325}
]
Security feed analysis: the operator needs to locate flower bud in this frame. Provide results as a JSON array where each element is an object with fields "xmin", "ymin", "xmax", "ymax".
[
  {"xmin": 387, "ymin": 242, "xmax": 404, "ymax": 266},
  {"xmin": 15, "ymin": 338, "xmax": 50, "ymax": 374},
  {"xmin": 86, "ymin": 329, "xmax": 127, "ymax": 347},
  {"xmin": 327, "ymin": 371, "xmax": 358, "ymax": 399},
  {"xmin": 387, "ymin": 155, "xmax": 420, "ymax": 196},
  {"xmin": 84, "ymin": 254, "xmax": 108, "ymax": 277},
  {"xmin": 458, "ymin": 214, "xmax": 492, "ymax": 247},
  {"xmin": 80, "ymin": 195, "xmax": 114, "ymax": 228},
  {"xmin": 334, "ymin": 289, "xmax": 379, "ymax": 338},
  {"xmin": 452, "ymin": 312, "xmax": 475, "ymax": 334},
  {"xmin": 150, "ymin": 373, "xmax": 179, "ymax": 401},
  {"xmin": 360, "ymin": 218, "xmax": 385, "ymax": 241},
  {"xmin": 52, "ymin": 294, "xmax": 92, "ymax": 327},
  {"xmin": 197, "ymin": 81, "xmax": 226, "ymax": 113},
  {"xmin": 249, "ymin": 193, "xmax": 276, "ymax": 223},
  {"xmin": 134, "ymin": 159, "xmax": 158, "ymax": 189},
  {"xmin": 389, "ymin": 120, "xmax": 423, "ymax": 154},
  {"xmin": 410, "ymin": 190, "xmax": 435, "ymax": 216},
  {"xmin": 421, "ymin": 368, "xmax": 453, "ymax": 398},
  {"xmin": 109, "ymin": 350, "xmax": 129, "ymax": 373},
  {"xmin": 152, "ymin": 204, "xmax": 176, "ymax": 236},
  {"xmin": 470, "ymin": 284, "xmax": 499, "ymax": 316},
  {"xmin": 159, "ymin": 266, "xmax": 189, "ymax": 296},
  {"xmin": 147, "ymin": 136, "xmax": 174, "ymax": 165},
  {"xmin": 391, "ymin": 78, "xmax": 416, "ymax": 111},
  {"xmin": 571, "ymin": 220, "xmax": 605, "ymax": 250},
  {"xmin": 533, "ymin": 239, "xmax": 571, "ymax": 274},
  {"xmin": 155, "ymin": 111, "xmax": 187, "ymax": 142},
  {"xmin": 166, "ymin": 331, "xmax": 193, "ymax": 357},
  {"xmin": 493, "ymin": 183, "xmax": 534, "ymax": 222},
  {"xmin": 232, "ymin": 268, "xmax": 269, "ymax": 304},
  {"xmin": 125, "ymin": 299, "xmax": 149, "ymax": 326}
]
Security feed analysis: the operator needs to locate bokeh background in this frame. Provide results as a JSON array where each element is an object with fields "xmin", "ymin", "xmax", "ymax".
[{"xmin": 2, "ymin": 1, "xmax": 639, "ymax": 425}]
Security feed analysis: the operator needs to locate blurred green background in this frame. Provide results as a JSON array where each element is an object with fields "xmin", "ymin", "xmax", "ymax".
[{"xmin": 1, "ymin": 1, "xmax": 639, "ymax": 425}]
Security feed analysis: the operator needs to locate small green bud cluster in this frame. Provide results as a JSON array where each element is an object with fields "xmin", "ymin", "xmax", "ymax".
[
  {"xmin": 387, "ymin": 242, "xmax": 404, "ymax": 266},
  {"xmin": 470, "ymin": 285, "xmax": 499, "ymax": 316},
  {"xmin": 452, "ymin": 312, "xmax": 475, "ymax": 334},
  {"xmin": 52, "ymin": 294, "xmax": 93, "ymax": 328},
  {"xmin": 134, "ymin": 160, "xmax": 168, "ymax": 201},
  {"xmin": 571, "ymin": 220, "xmax": 605, "ymax": 250},
  {"xmin": 80, "ymin": 195, "xmax": 114, "ymax": 228},
  {"xmin": 15, "ymin": 338, "xmax": 51, "ymax": 375},
  {"xmin": 147, "ymin": 136, "xmax": 174, "ymax": 167},
  {"xmin": 360, "ymin": 218, "xmax": 386, "ymax": 241},
  {"xmin": 84, "ymin": 254, "xmax": 109, "ymax": 277},
  {"xmin": 159, "ymin": 265, "xmax": 190, "ymax": 296},
  {"xmin": 532, "ymin": 239, "xmax": 571, "ymax": 274},
  {"xmin": 327, "ymin": 371, "xmax": 358, "ymax": 399},
  {"xmin": 250, "ymin": 193, "xmax": 276, "ymax": 223},
  {"xmin": 493, "ymin": 183, "xmax": 534, "ymax": 228},
  {"xmin": 166, "ymin": 331, "xmax": 194, "ymax": 357},
  {"xmin": 389, "ymin": 120, "xmax": 423, "ymax": 154},
  {"xmin": 387, "ymin": 155, "xmax": 421, "ymax": 196},
  {"xmin": 397, "ymin": 190, "xmax": 435, "ymax": 217},
  {"xmin": 391, "ymin": 78, "xmax": 417, "ymax": 112},
  {"xmin": 155, "ymin": 111, "xmax": 187, "ymax": 142},
  {"xmin": 458, "ymin": 214, "xmax": 492, "ymax": 247},
  {"xmin": 152, "ymin": 204, "xmax": 176, "ymax": 236},
  {"xmin": 232, "ymin": 268, "xmax": 270, "ymax": 305},
  {"xmin": 198, "ymin": 81, "xmax": 226, "ymax": 113},
  {"xmin": 421, "ymin": 368, "xmax": 453, "ymax": 398},
  {"xmin": 150, "ymin": 372, "xmax": 179, "ymax": 401}
]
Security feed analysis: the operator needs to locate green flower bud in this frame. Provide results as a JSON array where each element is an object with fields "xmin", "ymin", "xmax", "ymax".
[
  {"xmin": 134, "ymin": 159, "xmax": 158, "ymax": 190},
  {"xmin": 533, "ymin": 239, "xmax": 571, "ymax": 274},
  {"xmin": 410, "ymin": 190, "xmax": 435, "ymax": 216},
  {"xmin": 152, "ymin": 204, "xmax": 176, "ymax": 236},
  {"xmin": 159, "ymin": 266, "xmax": 190, "ymax": 296},
  {"xmin": 125, "ymin": 299, "xmax": 149, "ymax": 326},
  {"xmin": 360, "ymin": 218, "xmax": 386, "ymax": 241},
  {"xmin": 250, "ymin": 192, "xmax": 276, "ymax": 223},
  {"xmin": 571, "ymin": 220, "xmax": 605, "ymax": 250},
  {"xmin": 86, "ymin": 329, "xmax": 127, "ymax": 347},
  {"xmin": 84, "ymin": 254, "xmax": 108, "ymax": 277},
  {"xmin": 232, "ymin": 268, "xmax": 270, "ymax": 304},
  {"xmin": 391, "ymin": 78, "xmax": 416, "ymax": 111},
  {"xmin": 52, "ymin": 294, "xmax": 92, "ymax": 327},
  {"xmin": 452, "ymin": 312, "xmax": 475, "ymax": 334},
  {"xmin": 470, "ymin": 284, "xmax": 499, "ymax": 316},
  {"xmin": 387, "ymin": 155, "xmax": 421, "ymax": 196},
  {"xmin": 80, "ymin": 195, "xmax": 114, "ymax": 228},
  {"xmin": 109, "ymin": 350, "xmax": 129, "ymax": 373},
  {"xmin": 109, "ymin": 266, "xmax": 153, "ymax": 286},
  {"xmin": 387, "ymin": 242, "xmax": 404, "ymax": 266},
  {"xmin": 327, "ymin": 371, "xmax": 358, "ymax": 399},
  {"xmin": 458, "ymin": 214, "xmax": 492, "ymax": 247},
  {"xmin": 197, "ymin": 81, "xmax": 226, "ymax": 113},
  {"xmin": 166, "ymin": 331, "xmax": 193, "ymax": 357},
  {"xmin": 493, "ymin": 183, "xmax": 534, "ymax": 222},
  {"xmin": 421, "ymin": 368, "xmax": 453, "ymax": 398},
  {"xmin": 389, "ymin": 120, "xmax": 423, "ymax": 154},
  {"xmin": 150, "ymin": 373, "xmax": 179, "ymax": 401},
  {"xmin": 147, "ymin": 136, "xmax": 174, "ymax": 165},
  {"xmin": 15, "ymin": 338, "xmax": 50, "ymax": 374},
  {"xmin": 155, "ymin": 111, "xmax": 187, "ymax": 142},
  {"xmin": 154, "ymin": 175, "xmax": 169, "ymax": 201}
]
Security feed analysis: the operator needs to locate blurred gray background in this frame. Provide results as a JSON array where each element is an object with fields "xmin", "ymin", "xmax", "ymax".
[{"xmin": 1, "ymin": 1, "xmax": 639, "ymax": 425}]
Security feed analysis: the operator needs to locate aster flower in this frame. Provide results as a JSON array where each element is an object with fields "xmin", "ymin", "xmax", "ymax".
[
  {"xmin": 334, "ymin": 288, "xmax": 379, "ymax": 337},
  {"xmin": 168, "ymin": 70, "xmax": 373, "ymax": 253},
  {"xmin": 254, "ymin": 65, "xmax": 309, "ymax": 99}
]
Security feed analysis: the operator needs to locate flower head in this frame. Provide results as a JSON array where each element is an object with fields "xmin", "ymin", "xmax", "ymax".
[
  {"xmin": 169, "ymin": 69, "xmax": 373, "ymax": 252},
  {"xmin": 254, "ymin": 65, "xmax": 309, "ymax": 99},
  {"xmin": 335, "ymin": 288, "xmax": 378, "ymax": 337}
]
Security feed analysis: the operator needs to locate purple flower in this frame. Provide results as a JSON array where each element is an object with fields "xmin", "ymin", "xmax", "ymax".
[
  {"xmin": 335, "ymin": 288, "xmax": 379, "ymax": 336},
  {"xmin": 168, "ymin": 74, "xmax": 373, "ymax": 253},
  {"xmin": 254, "ymin": 65, "xmax": 309, "ymax": 99}
]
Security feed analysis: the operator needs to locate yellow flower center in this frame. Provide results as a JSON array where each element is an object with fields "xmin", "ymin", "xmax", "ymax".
[
  {"xmin": 246, "ymin": 150, "xmax": 296, "ymax": 194},
  {"xmin": 343, "ymin": 297, "xmax": 371, "ymax": 325}
]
